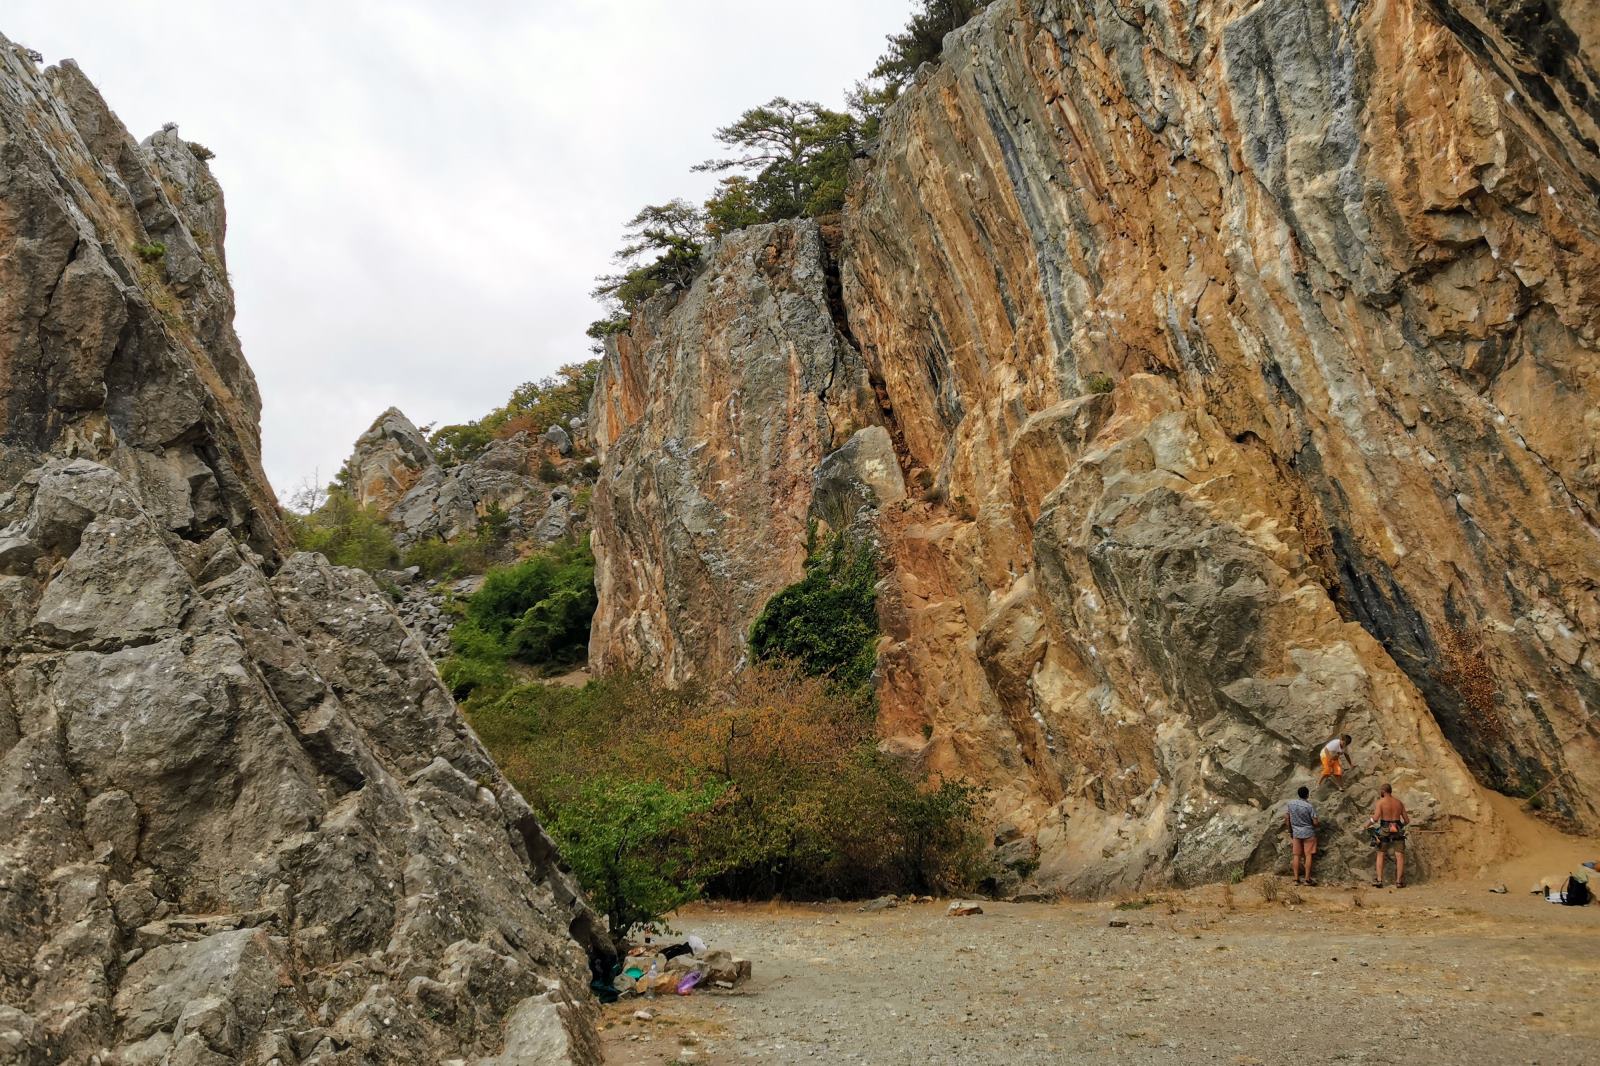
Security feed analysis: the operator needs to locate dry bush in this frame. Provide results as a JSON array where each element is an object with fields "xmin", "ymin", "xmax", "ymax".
[
  {"xmin": 1259, "ymin": 875, "xmax": 1280, "ymax": 903},
  {"xmin": 1221, "ymin": 883, "xmax": 1235, "ymax": 911},
  {"xmin": 470, "ymin": 662, "xmax": 985, "ymax": 902}
]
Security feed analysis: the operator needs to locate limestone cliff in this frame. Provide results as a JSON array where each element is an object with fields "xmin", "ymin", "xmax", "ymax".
[
  {"xmin": 0, "ymin": 42, "xmax": 285, "ymax": 561},
  {"xmin": 0, "ymin": 37, "xmax": 606, "ymax": 1064},
  {"xmin": 589, "ymin": 222, "xmax": 878, "ymax": 684},
  {"xmin": 590, "ymin": 0, "xmax": 1600, "ymax": 893}
]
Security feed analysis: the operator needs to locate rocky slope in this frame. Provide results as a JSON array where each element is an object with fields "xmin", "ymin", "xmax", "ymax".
[
  {"xmin": 590, "ymin": 0, "xmax": 1600, "ymax": 893},
  {"xmin": 0, "ymin": 36, "xmax": 606, "ymax": 1064},
  {"xmin": 344, "ymin": 406, "xmax": 588, "ymax": 551},
  {"xmin": 336, "ymin": 407, "xmax": 594, "ymax": 656}
]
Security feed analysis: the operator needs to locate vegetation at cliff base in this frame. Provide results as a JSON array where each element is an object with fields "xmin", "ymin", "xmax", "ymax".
[
  {"xmin": 464, "ymin": 666, "xmax": 984, "ymax": 933},
  {"xmin": 447, "ymin": 526, "xmax": 979, "ymax": 935},
  {"xmin": 546, "ymin": 775, "xmax": 727, "ymax": 938},
  {"xmin": 438, "ymin": 540, "xmax": 597, "ymax": 698}
]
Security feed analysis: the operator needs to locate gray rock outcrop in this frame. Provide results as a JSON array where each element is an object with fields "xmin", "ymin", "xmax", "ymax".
[
  {"xmin": 0, "ymin": 37, "xmax": 607, "ymax": 1064},
  {"xmin": 0, "ymin": 40, "xmax": 285, "ymax": 560},
  {"xmin": 344, "ymin": 408, "xmax": 435, "ymax": 513},
  {"xmin": 340, "ymin": 416, "xmax": 581, "ymax": 552}
]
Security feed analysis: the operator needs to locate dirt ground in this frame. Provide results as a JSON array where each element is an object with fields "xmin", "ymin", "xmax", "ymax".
[{"xmin": 600, "ymin": 804, "xmax": 1600, "ymax": 1065}]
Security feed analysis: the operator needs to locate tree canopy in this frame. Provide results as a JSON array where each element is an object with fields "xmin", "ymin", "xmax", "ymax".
[
  {"xmin": 586, "ymin": 1, "xmax": 991, "ymax": 340},
  {"xmin": 587, "ymin": 199, "xmax": 708, "ymax": 340},
  {"xmin": 696, "ymin": 97, "xmax": 864, "ymax": 227},
  {"xmin": 871, "ymin": 0, "xmax": 987, "ymax": 91}
]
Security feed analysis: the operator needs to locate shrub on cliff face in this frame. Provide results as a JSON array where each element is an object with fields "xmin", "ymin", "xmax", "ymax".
[
  {"xmin": 439, "ymin": 541, "xmax": 597, "ymax": 697},
  {"xmin": 284, "ymin": 488, "xmax": 398, "ymax": 572},
  {"xmin": 748, "ymin": 532, "xmax": 880, "ymax": 690}
]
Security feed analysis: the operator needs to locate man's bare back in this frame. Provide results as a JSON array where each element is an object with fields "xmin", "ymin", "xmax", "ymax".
[
  {"xmin": 1373, "ymin": 793, "xmax": 1406, "ymax": 823},
  {"xmin": 1370, "ymin": 785, "xmax": 1409, "ymax": 887}
]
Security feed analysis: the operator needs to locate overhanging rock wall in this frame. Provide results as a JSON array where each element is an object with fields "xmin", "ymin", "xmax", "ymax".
[{"xmin": 590, "ymin": 0, "xmax": 1600, "ymax": 894}]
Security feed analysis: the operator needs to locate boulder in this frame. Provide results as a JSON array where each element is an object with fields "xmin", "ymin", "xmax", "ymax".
[{"xmin": 540, "ymin": 424, "xmax": 573, "ymax": 456}]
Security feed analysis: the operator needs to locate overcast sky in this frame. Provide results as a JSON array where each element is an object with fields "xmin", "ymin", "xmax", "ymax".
[{"xmin": 6, "ymin": 1, "xmax": 908, "ymax": 497}]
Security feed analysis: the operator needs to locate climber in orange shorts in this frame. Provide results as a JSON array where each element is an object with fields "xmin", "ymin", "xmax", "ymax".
[{"xmin": 1319, "ymin": 733, "xmax": 1354, "ymax": 790}]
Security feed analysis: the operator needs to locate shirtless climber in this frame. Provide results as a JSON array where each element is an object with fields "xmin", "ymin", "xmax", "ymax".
[{"xmin": 1367, "ymin": 784, "xmax": 1410, "ymax": 888}]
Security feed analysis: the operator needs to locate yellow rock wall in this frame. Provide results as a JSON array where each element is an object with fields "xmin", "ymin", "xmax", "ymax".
[{"xmin": 591, "ymin": 0, "xmax": 1600, "ymax": 891}]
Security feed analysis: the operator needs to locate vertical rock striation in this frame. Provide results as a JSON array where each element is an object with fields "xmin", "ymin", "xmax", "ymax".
[
  {"xmin": 589, "ymin": 221, "xmax": 878, "ymax": 683},
  {"xmin": 590, "ymin": 0, "xmax": 1600, "ymax": 892},
  {"xmin": 0, "ymin": 37, "xmax": 607, "ymax": 1064}
]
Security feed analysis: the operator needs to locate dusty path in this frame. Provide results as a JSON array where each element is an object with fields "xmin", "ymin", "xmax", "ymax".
[{"xmin": 601, "ymin": 878, "xmax": 1600, "ymax": 1065}]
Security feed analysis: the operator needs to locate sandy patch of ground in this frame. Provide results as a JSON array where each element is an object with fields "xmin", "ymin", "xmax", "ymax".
[{"xmin": 601, "ymin": 805, "xmax": 1600, "ymax": 1065}]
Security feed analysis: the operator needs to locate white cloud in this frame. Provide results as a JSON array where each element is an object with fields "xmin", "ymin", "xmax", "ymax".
[{"xmin": 5, "ymin": 0, "xmax": 908, "ymax": 495}]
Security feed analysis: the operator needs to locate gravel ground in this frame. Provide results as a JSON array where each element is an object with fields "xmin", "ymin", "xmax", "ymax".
[{"xmin": 600, "ymin": 879, "xmax": 1600, "ymax": 1065}]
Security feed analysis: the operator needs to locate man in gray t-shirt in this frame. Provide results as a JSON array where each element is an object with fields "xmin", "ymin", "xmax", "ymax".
[{"xmin": 1284, "ymin": 785, "xmax": 1321, "ymax": 886}]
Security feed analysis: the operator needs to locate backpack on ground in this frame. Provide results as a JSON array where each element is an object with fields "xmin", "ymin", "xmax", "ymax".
[{"xmin": 1561, "ymin": 875, "xmax": 1591, "ymax": 906}]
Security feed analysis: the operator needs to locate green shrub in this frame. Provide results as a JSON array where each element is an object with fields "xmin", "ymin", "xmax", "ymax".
[
  {"xmin": 1085, "ymin": 372, "xmax": 1116, "ymax": 395},
  {"xmin": 545, "ymin": 775, "xmax": 726, "ymax": 941},
  {"xmin": 438, "ymin": 654, "xmax": 513, "ymax": 703},
  {"xmin": 133, "ymin": 241, "xmax": 166, "ymax": 263},
  {"xmin": 400, "ymin": 504, "xmax": 514, "ymax": 580},
  {"xmin": 870, "ymin": 0, "xmax": 987, "ymax": 91},
  {"xmin": 429, "ymin": 422, "xmax": 493, "ymax": 467},
  {"xmin": 431, "ymin": 363, "xmax": 600, "ymax": 463},
  {"xmin": 883, "ymin": 772, "xmax": 986, "ymax": 894},
  {"xmin": 449, "ymin": 541, "xmax": 597, "ymax": 672},
  {"xmin": 748, "ymin": 531, "xmax": 879, "ymax": 690},
  {"xmin": 402, "ymin": 538, "xmax": 481, "ymax": 581},
  {"xmin": 284, "ymin": 488, "xmax": 397, "ymax": 572}
]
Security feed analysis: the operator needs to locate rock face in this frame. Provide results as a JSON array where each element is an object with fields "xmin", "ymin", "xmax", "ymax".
[
  {"xmin": 0, "ymin": 38, "xmax": 606, "ymax": 1064},
  {"xmin": 0, "ymin": 40, "xmax": 285, "ymax": 561},
  {"xmin": 589, "ymin": 0, "xmax": 1600, "ymax": 892},
  {"xmin": 341, "ymin": 412, "xmax": 586, "ymax": 552},
  {"xmin": 344, "ymin": 407, "xmax": 434, "ymax": 513},
  {"xmin": 589, "ymin": 221, "xmax": 877, "ymax": 683}
]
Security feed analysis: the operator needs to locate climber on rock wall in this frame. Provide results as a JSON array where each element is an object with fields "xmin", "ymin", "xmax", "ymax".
[{"xmin": 1319, "ymin": 734, "xmax": 1355, "ymax": 792}]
